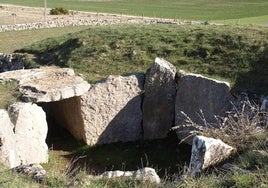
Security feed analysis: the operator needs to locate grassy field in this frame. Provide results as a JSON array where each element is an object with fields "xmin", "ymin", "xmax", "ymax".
[
  {"xmin": 0, "ymin": 26, "xmax": 89, "ymax": 53},
  {"xmin": 0, "ymin": 0, "xmax": 268, "ymax": 24}
]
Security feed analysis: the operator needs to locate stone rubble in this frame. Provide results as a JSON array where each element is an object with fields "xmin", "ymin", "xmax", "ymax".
[
  {"xmin": 0, "ymin": 9, "xmax": 201, "ymax": 32},
  {"xmin": 85, "ymin": 167, "xmax": 161, "ymax": 184},
  {"xmin": 12, "ymin": 163, "xmax": 47, "ymax": 182},
  {"xmin": 0, "ymin": 53, "xmax": 25, "ymax": 72}
]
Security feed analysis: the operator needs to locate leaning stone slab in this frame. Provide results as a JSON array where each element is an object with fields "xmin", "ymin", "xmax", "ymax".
[
  {"xmin": 175, "ymin": 73, "xmax": 234, "ymax": 142},
  {"xmin": 189, "ymin": 135, "xmax": 235, "ymax": 176},
  {"xmin": 0, "ymin": 66, "xmax": 90, "ymax": 102},
  {"xmin": 81, "ymin": 73, "xmax": 144, "ymax": 145},
  {"xmin": 143, "ymin": 57, "xmax": 176, "ymax": 140},
  {"xmin": 0, "ymin": 103, "xmax": 48, "ymax": 168}
]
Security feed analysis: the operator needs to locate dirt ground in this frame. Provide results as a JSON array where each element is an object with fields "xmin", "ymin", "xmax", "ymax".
[
  {"xmin": 0, "ymin": 4, "xmax": 50, "ymax": 25},
  {"xmin": 0, "ymin": 4, "xmax": 115, "ymax": 25}
]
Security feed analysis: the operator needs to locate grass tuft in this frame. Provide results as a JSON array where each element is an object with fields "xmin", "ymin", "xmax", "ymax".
[{"xmin": 0, "ymin": 81, "xmax": 20, "ymax": 109}]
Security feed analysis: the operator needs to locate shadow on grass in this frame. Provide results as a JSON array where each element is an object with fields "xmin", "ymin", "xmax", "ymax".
[
  {"xmin": 47, "ymin": 130, "xmax": 191, "ymax": 178},
  {"xmin": 233, "ymin": 44, "xmax": 268, "ymax": 96},
  {"xmin": 72, "ymin": 131, "xmax": 191, "ymax": 178},
  {"xmin": 17, "ymin": 37, "xmax": 82, "ymax": 67}
]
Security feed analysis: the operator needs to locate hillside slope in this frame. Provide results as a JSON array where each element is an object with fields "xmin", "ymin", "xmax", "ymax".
[{"xmin": 18, "ymin": 24, "xmax": 268, "ymax": 95}]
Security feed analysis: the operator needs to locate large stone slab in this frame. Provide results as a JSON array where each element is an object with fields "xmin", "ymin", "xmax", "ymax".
[
  {"xmin": 175, "ymin": 73, "xmax": 234, "ymax": 142},
  {"xmin": 143, "ymin": 58, "xmax": 176, "ymax": 140},
  {"xmin": 81, "ymin": 73, "xmax": 144, "ymax": 145},
  {"xmin": 0, "ymin": 103, "xmax": 48, "ymax": 168},
  {"xmin": 189, "ymin": 135, "xmax": 235, "ymax": 176},
  {"xmin": 0, "ymin": 66, "xmax": 90, "ymax": 102}
]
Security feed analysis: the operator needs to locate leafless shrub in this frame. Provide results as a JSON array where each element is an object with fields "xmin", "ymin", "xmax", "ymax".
[
  {"xmin": 63, "ymin": 155, "xmax": 86, "ymax": 186},
  {"xmin": 174, "ymin": 100, "xmax": 267, "ymax": 151}
]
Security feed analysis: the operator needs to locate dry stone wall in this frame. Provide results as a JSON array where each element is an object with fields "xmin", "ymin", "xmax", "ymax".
[{"xmin": 0, "ymin": 11, "xmax": 200, "ymax": 32}]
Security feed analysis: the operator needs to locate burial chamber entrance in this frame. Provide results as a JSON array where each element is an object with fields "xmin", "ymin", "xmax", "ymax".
[
  {"xmin": 38, "ymin": 96, "xmax": 192, "ymax": 177},
  {"xmin": 38, "ymin": 96, "xmax": 85, "ymax": 150}
]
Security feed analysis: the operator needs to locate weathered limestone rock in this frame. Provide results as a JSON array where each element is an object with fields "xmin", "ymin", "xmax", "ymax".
[
  {"xmin": 189, "ymin": 135, "xmax": 235, "ymax": 176},
  {"xmin": 0, "ymin": 103, "xmax": 48, "ymax": 168},
  {"xmin": 81, "ymin": 73, "xmax": 144, "ymax": 145},
  {"xmin": 0, "ymin": 110, "xmax": 16, "ymax": 168},
  {"xmin": 0, "ymin": 66, "xmax": 90, "ymax": 102},
  {"xmin": 143, "ymin": 57, "xmax": 176, "ymax": 140},
  {"xmin": 175, "ymin": 73, "xmax": 234, "ymax": 142},
  {"xmin": 97, "ymin": 167, "xmax": 161, "ymax": 184},
  {"xmin": 12, "ymin": 164, "xmax": 47, "ymax": 182},
  {"xmin": 101, "ymin": 167, "xmax": 161, "ymax": 184}
]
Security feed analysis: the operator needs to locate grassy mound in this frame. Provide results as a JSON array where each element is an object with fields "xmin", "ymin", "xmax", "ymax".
[{"xmin": 18, "ymin": 24, "xmax": 268, "ymax": 95}]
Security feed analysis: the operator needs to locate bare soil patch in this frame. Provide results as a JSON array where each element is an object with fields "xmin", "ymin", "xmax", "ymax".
[{"xmin": 0, "ymin": 4, "xmax": 48, "ymax": 25}]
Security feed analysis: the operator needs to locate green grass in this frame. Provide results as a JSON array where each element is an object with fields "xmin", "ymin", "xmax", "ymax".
[
  {"xmin": 0, "ymin": 0, "xmax": 268, "ymax": 24},
  {"xmin": 0, "ymin": 81, "xmax": 20, "ymax": 109},
  {"xmin": 0, "ymin": 26, "xmax": 89, "ymax": 53},
  {"xmin": 217, "ymin": 15, "xmax": 268, "ymax": 25},
  {"xmin": 1, "ymin": 132, "xmax": 266, "ymax": 187},
  {"xmin": 0, "ymin": 162, "xmax": 39, "ymax": 187},
  {"xmin": 17, "ymin": 24, "xmax": 268, "ymax": 95}
]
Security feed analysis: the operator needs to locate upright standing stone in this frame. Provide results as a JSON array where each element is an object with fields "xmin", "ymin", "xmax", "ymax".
[
  {"xmin": 143, "ymin": 58, "xmax": 176, "ymax": 140},
  {"xmin": 81, "ymin": 73, "xmax": 144, "ymax": 145},
  {"xmin": 175, "ymin": 73, "xmax": 234, "ymax": 142}
]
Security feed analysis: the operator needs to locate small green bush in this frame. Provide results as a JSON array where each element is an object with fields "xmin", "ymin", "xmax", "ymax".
[{"xmin": 50, "ymin": 7, "xmax": 69, "ymax": 15}]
